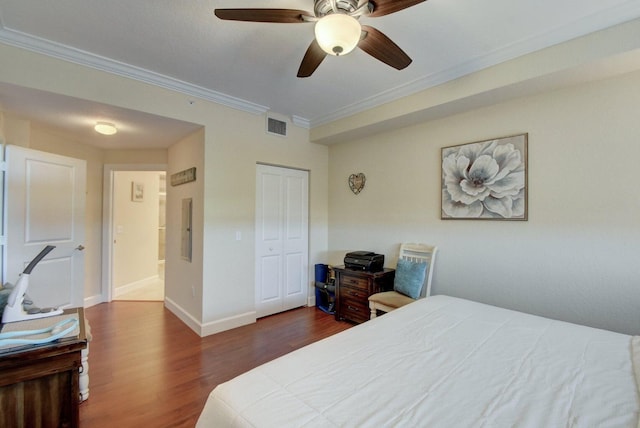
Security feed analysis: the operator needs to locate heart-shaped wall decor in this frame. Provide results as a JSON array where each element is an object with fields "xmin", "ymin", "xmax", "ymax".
[{"xmin": 348, "ymin": 173, "xmax": 366, "ymax": 195}]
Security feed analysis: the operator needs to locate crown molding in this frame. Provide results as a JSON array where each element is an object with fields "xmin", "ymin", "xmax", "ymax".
[
  {"xmin": 292, "ymin": 115, "xmax": 311, "ymax": 129},
  {"xmin": 0, "ymin": 26, "xmax": 270, "ymax": 116},
  {"xmin": 308, "ymin": 0, "xmax": 640, "ymax": 127}
]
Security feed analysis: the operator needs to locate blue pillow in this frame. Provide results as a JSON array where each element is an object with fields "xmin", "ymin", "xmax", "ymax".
[{"xmin": 394, "ymin": 258, "xmax": 428, "ymax": 299}]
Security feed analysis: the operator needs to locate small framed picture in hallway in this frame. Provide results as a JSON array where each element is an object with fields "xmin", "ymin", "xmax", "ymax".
[{"xmin": 131, "ymin": 181, "xmax": 144, "ymax": 202}]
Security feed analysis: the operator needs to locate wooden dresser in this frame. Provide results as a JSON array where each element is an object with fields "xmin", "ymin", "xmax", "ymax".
[
  {"xmin": 0, "ymin": 307, "xmax": 87, "ymax": 428},
  {"xmin": 334, "ymin": 266, "xmax": 395, "ymax": 324}
]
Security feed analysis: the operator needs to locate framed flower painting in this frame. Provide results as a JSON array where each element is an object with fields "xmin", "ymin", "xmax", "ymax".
[{"xmin": 441, "ymin": 134, "xmax": 528, "ymax": 220}]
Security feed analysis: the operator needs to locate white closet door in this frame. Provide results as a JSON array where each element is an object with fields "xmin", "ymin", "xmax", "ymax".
[{"xmin": 255, "ymin": 164, "xmax": 308, "ymax": 318}]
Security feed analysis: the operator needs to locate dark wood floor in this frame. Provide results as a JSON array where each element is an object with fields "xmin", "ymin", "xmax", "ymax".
[{"xmin": 79, "ymin": 302, "xmax": 351, "ymax": 427}]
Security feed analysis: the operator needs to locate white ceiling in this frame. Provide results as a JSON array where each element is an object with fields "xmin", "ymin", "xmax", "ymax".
[{"xmin": 1, "ymin": 0, "xmax": 640, "ymax": 148}]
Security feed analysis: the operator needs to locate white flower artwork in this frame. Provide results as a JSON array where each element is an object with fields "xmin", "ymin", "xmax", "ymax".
[{"xmin": 441, "ymin": 134, "xmax": 527, "ymax": 220}]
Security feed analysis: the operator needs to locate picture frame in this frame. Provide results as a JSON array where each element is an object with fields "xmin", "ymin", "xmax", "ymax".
[
  {"xmin": 171, "ymin": 167, "xmax": 196, "ymax": 186},
  {"xmin": 441, "ymin": 133, "xmax": 527, "ymax": 220},
  {"xmin": 131, "ymin": 181, "xmax": 144, "ymax": 202}
]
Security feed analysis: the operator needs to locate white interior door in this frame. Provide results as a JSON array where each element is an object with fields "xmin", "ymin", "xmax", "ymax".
[
  {"xmin": 255, "ymin": 165, "xmax": 308, "ymax": 318},
  {"xmin": 4, "ymin": 145, "xmax": 86, "ymax": 309}
]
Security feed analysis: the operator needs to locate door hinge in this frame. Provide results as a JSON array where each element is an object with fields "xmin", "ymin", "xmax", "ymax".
[
  {"xmin": 0, "ymin": 235, "xmax": 6, "ymax": 246},
  {"xmin": 0, "ymin": 161, "xmax": 6, "ymax": 171}
]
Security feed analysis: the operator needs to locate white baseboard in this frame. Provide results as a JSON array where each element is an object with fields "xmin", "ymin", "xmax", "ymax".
[
  {"xmin": 164, "ymin": 297, "xmax": 256, "ymax": 337},
  {"xmin": 82, "ymin": 293, "xmax": 256, "ymax": 337},
  {"xmin": 164, "ymin": 297, "xmax": 202, "ymax": 335},
  {"xmin": 201, "ymin": 310, "xmax": 256, "ymax": 337},
  {"xmin": 114, "ymin": 275, "xmax": 159, "ymax": 298},
  {"xmin": 84, "ymin": 294, "xmax": 103, "ymax": 308}
]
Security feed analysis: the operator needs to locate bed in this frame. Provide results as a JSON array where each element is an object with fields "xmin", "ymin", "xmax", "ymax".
[{"xmin": 197, "ymin": 295, "xmax": 640, "ymax": 427}]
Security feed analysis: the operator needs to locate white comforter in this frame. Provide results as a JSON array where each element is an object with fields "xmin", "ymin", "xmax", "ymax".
[{"xmin": 198, "ymin": 295, "xmax": 640, "ymax": 427}]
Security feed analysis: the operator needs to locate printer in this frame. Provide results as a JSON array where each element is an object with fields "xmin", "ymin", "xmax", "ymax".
[{"xmin": 344, "ymin": 251, "xmax": 384, "ymax": 272}]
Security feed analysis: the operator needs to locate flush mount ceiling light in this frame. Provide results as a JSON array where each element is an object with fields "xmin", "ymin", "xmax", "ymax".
[
  {"xmin": 94, "ymin": 122, "xmax": 117, "ymax": 135},
  {"xmin": 314, "ymin": 13, "xmax": 361, "ymax": 56}
]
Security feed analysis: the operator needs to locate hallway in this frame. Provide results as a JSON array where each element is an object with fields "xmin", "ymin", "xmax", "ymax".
[
  {"xmin": 114, "ymin": 276, "xmax": 164, "ymax": 301},
  {"xmin": 111, "ymin": 170, "xmax": 166, "ymax": 302}
]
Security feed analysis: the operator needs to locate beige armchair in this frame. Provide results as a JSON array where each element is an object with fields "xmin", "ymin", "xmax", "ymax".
[{"xmin": 368, "ymin": 243, "xmax": 437, "ymax": 319}]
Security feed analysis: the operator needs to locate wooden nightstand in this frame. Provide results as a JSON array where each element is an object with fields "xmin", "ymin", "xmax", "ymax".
[
  {"xmin": 334, "ymin": 266, "xmax": 395, "ymax": 324},
  {"xmin": 0, "ymin": 307, "xmax": 87, "ymax": 427}
]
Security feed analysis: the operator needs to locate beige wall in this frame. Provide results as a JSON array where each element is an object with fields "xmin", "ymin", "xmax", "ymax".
[
  {"xmin": 328, "ymin": 70, "xmax": 640, "ymax": 335},
  {"xmin": 3, "ymin": 115, "xmax": 30, "ymax": 148},
  {"xmin": 105, "ymin": 149, "xmax": 167, "ymax": 164},
  {"xmin": 166, "ymin": 129, "xmax": 204, "ymax": 323},
  {"xmin": 0, "ymin": 110, "xmax": 5, "ymax": 141}
]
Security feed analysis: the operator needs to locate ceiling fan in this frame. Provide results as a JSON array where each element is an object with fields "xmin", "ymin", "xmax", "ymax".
[{"xmin": 214, "ymin": 0, "xmax": 426, "ymax": 77}]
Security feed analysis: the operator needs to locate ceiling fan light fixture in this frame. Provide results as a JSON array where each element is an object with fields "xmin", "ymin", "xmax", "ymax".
[
  {"xmin": 94, "ymin": 122, "xmax": 117, "ymax": 135},
  {"xmin": 314, "ymin": 14, "xmax": 361, "ymax": 56}
]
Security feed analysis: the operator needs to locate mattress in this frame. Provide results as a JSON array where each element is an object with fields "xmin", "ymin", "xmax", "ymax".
[{"xmin": 197, "ymin": 295, "xmax": 640, "ymax": 427}]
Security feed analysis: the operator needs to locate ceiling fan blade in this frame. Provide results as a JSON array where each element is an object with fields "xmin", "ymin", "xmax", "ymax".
[
  {"xmin": 297, "ymin": 40, "xmax": 327, "ymax": 78},
  {"xmin": 368, "ymin": 0, "xmax": 427, "ymax": 17},
  {"xmin": 214, "ymin": 9, "xmax": 310, "ymax": 23},
  {"xmin": 359, "ymin": 25, "xmax": 412, "ymax": 70}
]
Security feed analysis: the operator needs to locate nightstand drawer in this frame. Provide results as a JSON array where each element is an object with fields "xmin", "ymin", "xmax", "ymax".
[
  {"xmin": 340, "ymin": 286, "xmax": 367, "ymax": 300},
  {"xmin": 341, "ymin": 298, "xmax": 369, "ymax": 323},
  {"xmin": 340, "ymin": 275, "xmax": 368, "ymax": 291}
]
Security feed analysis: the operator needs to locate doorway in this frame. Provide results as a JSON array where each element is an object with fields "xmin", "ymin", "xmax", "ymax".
[{"xmin": 102, "ymin": 164, "xmax": 167, "ymax": 302}]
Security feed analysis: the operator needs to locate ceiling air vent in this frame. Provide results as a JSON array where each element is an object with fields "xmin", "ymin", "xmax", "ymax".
[{"xmin": 266, "ymin": 116, "xmax": 287, "ymax": 137}]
